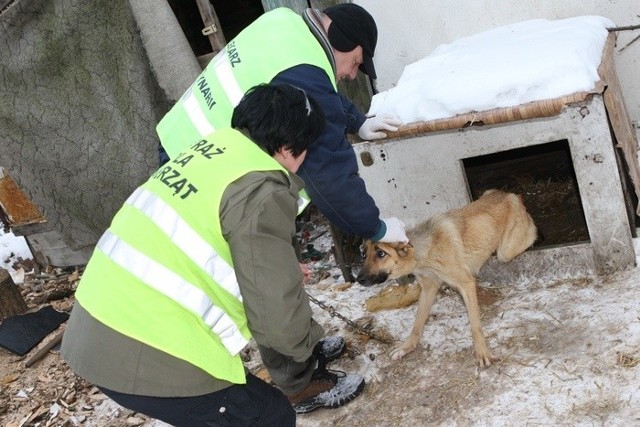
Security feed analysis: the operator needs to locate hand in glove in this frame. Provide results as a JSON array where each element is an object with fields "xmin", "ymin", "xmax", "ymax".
[
  {"xmin": 358, "ymin": 114, "xmax": 403, "ymax": 140},
  {"xmin": 377, "ymin": 217, "xmax": 409, "ymax": 243}
]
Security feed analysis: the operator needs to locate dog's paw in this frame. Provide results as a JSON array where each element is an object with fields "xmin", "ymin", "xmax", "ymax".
[
  {"xmin": 390, "ymin": 343, "xmax": 416, "ymax": 360},
  {"xmin": 390, "ymin": 347, "xmax": 408, "ymax": 360},
  {"xmin": 476, "ymin": 352, "xmax": 500, "ymax": 369}
]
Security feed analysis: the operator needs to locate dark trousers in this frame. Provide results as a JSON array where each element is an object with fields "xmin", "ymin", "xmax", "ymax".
[{"xmin": 99, "ymin": 373, "xmax": 295, "ymax": 427}]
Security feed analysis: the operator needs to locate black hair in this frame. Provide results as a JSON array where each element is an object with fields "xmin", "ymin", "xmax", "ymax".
[{"xmin": 231, "ymin": 84, "xmax": 325, "ymax": 158}]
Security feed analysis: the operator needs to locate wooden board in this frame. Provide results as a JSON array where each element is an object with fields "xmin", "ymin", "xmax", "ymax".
[
  {"xmin": 0, "ymin": 168, "xmax": 46, "ymax": 227},
  {"xmin": 261, "ymin": 0, "xmax": 307, "ymax": 14},
  {"xmin": 598, "ymin": 32, "xmax": 640, "ymax": 215},
  {"xmin": 25, "ymin": 230, "xmax": 94, "ymax": 268},
  {"xmin": 382, "ymin": 89, "xmax": 601, "ymax": 140}
]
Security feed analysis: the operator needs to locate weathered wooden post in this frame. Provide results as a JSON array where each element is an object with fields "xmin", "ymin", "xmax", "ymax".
[{"xmin": 0, "ymin": 268, "xmax": 28, "ymax": 319}]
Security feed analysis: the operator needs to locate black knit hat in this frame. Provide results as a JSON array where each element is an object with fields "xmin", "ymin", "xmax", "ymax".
[{"xmin": 324, "ymin": 3, "xmax": 378, "ymax": 79}]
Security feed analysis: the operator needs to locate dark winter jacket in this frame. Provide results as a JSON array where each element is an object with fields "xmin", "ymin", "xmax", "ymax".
[
  {"xmin": 156, "ymin": 8, "xmax": 386, "ymax": 239},
  {"xmin": 272, "ymin": 64, "xmax": 382, "ymax": 238}
]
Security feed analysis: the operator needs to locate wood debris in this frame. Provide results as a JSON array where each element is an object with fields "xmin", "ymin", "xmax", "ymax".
[
  {"xmin": 617, "ymin": 352, "xmax": 640, "ymax": 367},
  {"xmin": 0, "ymin": 265, "xmax": 154, "ymax": 426},
  {"xmin": 365, "ymin": 283, "xmax": 421, "ymax": 312}
]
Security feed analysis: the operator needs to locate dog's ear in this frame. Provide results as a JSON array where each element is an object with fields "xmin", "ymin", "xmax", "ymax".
[{"xmin": 396, "ymin": 242, "xmax": 413, "ymax": 258}]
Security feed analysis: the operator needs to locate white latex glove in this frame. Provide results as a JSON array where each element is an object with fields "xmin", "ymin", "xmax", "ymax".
[
  {"xmin": 378, "ymin": 217, "xmax": 409, "ymax": 243},
  {"xmin": 358, "ymin": 114, "xmax": 403, "ymax": 140}
]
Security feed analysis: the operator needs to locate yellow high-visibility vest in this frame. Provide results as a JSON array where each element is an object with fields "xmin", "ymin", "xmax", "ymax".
[
  {"xmin": 76, "ymin": 128, "xmax": 307, "ymax": 384},
  {"xmin": 157, "ymin": 7, "xmax": 336, "ymax": 159}
]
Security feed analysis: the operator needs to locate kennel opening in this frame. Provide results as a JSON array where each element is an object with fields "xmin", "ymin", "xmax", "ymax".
[{"xmin": 462, "ymin": 139, "xmax": 589, "ymax": 249}]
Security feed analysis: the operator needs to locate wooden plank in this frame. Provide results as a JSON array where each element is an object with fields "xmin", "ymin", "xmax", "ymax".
[
  {"xmin": 0, "ymin": 167, "xmax": 46, "ymax": 227},
  {"xmin": 384, "ymin": 90, "xmax": 599, "ymax": 139},
  {"xmin": 262, "ymin": 0, "xmax": 307, "ymax": 14},
  {"xmin": 25, "ymin": 330, "xmax": 65, "ymax": 368},
  {"xmin": 26, "ymin": 230, "xmax": 94, "ymax": 268},
  {"xmin": 328, "ymin": 223, "xmax": 361, "ymax": 283},
  {"xmin": 195, "ymin": 0, "xmax": 226, "ymax": 55},
  {"xmin": 598, "ymin": 32, "xmax": 640, "ymax": 215}
]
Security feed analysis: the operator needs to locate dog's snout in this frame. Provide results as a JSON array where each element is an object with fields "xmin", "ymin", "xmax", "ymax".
[
  {"xmin": 356, "ymin": 272, "xmax": 368, "ymax": 285},
  {"xmin": 356, "ymin": 272, "xmax": 389, "ymax": 287}
]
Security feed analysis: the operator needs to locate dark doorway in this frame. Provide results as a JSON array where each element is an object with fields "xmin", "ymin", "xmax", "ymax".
[
  {"xmin": 167, "ymin": 0, "xmax": 264, "ymax": 57},
  {"xmin": 463, "ymin": 140, "xmax": 590, "ymax": 248}
]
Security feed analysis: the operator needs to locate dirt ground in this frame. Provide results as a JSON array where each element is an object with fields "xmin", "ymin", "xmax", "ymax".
[{"xmin": 1, "ymin": 209, "xmax": 639, "ymax": 426}]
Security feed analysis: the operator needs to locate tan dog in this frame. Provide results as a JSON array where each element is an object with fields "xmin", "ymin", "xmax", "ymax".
[{"xmin": 357, "ymin": 189, "xmax": 537, "ymax": 368}]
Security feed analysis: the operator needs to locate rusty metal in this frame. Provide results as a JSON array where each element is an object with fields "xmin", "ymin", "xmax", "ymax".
[{"xmin": 307, "ymin": 292, "xmax": 394, "ymax": 344}]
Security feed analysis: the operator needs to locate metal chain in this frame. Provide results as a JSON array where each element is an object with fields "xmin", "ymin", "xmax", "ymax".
[{"xmin": 306, "ymin": 292, "xmax": 394, "ymax": 344}]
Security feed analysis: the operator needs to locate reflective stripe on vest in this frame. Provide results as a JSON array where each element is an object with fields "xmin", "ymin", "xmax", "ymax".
[
  {"xmin": 212, "ymin": 48, "xmax": 245, "ymax": 107},
  {"xmin": 125, "ymin": 187, "xmax": 241, "ymax": 301},
  {"xmin": 97, "ymin": 229, "xmax": 248, "ymax": 355},
  {"xmin": 157, "ymin": 8, "xmax": 336, "ymax": 159},
  {"xmin": 183, "ymin": 86, "xmax": 215, "ymax": 138},
  {"xmin": 298, "ymin": 189, "xmax": 311, "ymax": 215},
  {"xmin": 76, "ymin": 129, "xmax": 303, "ymax": 383},
  {"xmin": 181, "ymin": 50, "xmax": 246, "ymax": 137}
]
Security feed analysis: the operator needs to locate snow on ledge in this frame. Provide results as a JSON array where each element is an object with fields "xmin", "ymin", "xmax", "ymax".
[{"xmin": 369, "ymin": 16, "xmax": 614, "ymax": 125}]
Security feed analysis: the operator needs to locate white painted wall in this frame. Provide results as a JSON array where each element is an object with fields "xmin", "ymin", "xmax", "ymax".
[{"xmin": 357, "ymin": 0, "xmax": 640, "ymax": 130}]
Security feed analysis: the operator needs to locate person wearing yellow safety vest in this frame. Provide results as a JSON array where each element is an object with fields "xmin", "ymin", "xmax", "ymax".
[
  {"xmin": 61, "ymin": 84, "xmax": 366, "ymax": 426},
  {"xmin": 157, "ymin": 3, "xmax": 409, "ymax": 251}
]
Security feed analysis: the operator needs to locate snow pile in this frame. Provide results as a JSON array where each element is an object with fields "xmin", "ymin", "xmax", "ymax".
[
  {"xmin": 0, "ymin": 223, "xmax": 33, "ymax": 283},
  {"xmin": 369, "ymin": 15, "xmax": 614, "ymax": 124}
]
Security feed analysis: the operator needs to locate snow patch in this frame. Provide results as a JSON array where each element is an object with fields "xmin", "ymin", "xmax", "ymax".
[{"xmin": 369, "ymin": 15, "xmax": 614, "ymax": 125}]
